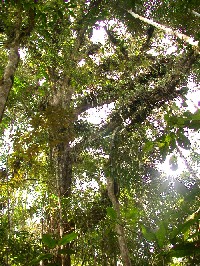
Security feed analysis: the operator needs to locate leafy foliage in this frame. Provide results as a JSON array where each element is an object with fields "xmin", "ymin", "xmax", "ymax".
[{"xmin": 0, "ymin": 0, "xmax": 199, "ymax": 265}]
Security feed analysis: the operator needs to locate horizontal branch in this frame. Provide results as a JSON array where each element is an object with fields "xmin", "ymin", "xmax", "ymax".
[
  {"xmin": 75, "ymin": 90, "xmax": 116, "ymax": 115},
  {"xmin": 100, "ymin": 50, "xmax": 198, "ymax": 134},
  {"xmin": 72, "ymin": 51, "xmax": 198, "ymax": 155},
  {"xmin": 75, "ymin": 57, "xmax": 173, "ymax": 116}
]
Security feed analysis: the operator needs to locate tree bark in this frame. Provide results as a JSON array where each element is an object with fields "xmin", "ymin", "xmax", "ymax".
[
  {"xmin": 127, "ymin": 10, "xmax": 199, "ymax": 51},
  {"xmin": 190, "ymin": 10, "xmax": 200, "ymax": 18},
  {"xmin": 46, "ymin": 81, "xmax": 74, "ymax": 266},
  {"xmin": 0, "ymin": 6, "xmax": 35, "ymax": 122},
  {"xmin": 107, "ymin": 175, "xmax": 132, "ymax": 266},
  {"xmin": 0, "ymin": 46, "xmax": 20, "ymax": 122},
  {"xmin": 49, "ymin": 125, "xmax": 73, "ymax": 266}
]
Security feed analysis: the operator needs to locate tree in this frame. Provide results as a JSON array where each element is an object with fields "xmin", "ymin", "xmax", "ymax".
[
  {"xmin": 0, "ymin": 1, "xmax": 35, "ymax": 121},
  {"xmin": 0, "ymin": 0, "xmax": 199, "ymax": 265}
]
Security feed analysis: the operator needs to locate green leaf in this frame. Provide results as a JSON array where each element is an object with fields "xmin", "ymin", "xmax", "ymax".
[
  {"xmin": 106, "ymin": 207, "xmax": 117, "ymax": 220},
  {"xmin": 165, "ymin": 116, "xmax": 178, "ymax": 125},
  {"xmin": 58, "ymin": 248, "xmax": 76, "ymax": 255},
  {"xmin": 170, "ymin": 209, "xmax": 200, "ymax": 242},
  {"xmin": 42, "ymin": 234, "xmax": 57, "ymax": 249},
  {"xmin": 126, "ymin": 207, "xmax": 139, "ymax": 220},
  {"xmin": 169, "ymin": 241, "xmax": 200, "ymax": 258},
  {"xmin": 155, "ymin": 222, "xmax": 167, "ymax": 248},
  {"xmin": 186, "ymin": 120, "xmax": 200, "ymax": 130},
  {"xmin": 30, "ymin": 253, "xmax": 53, "ymax": 265},
  {"xmin": 58, "ymin": 232, "xmax": 78, "ymax": 246},
  {"xmin": 141, "ymin": 225, "xmax": 157, "ymax": 242},
  {"xmin": 184, "ymin": 109, "xmax": 200, "ymax": 121},
  {"xmin": 143, "ymin": 141, "xmax": 153, "ymax": 153},
  {"xmin": 177, "ymin": 133, "xmax": 190, "ymax": 150},
  {"xmin": 57, "ymin": 10, "xmax": 63, "ymax": 19}
]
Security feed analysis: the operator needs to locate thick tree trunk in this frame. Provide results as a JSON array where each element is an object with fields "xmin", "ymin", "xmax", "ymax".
[
  {"xmin": 55, "ymin": 142, "xmax": 72, "ymax": 199},
  {"xmin": 47, "ymin": 88, "xmax": 74, "ymax": 266},
  {"xmin": 50, "ymin": 137, "xmax": 73, "ymax": 266},
  {"xmin": 107, "ymin": 175, "xmax": 132, "ymax": 266}
]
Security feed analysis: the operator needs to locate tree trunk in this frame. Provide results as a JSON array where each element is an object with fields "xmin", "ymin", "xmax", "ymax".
[
  {"xmin": 54, "ymin": 141, "xmax": 72, "ymax": 199},
  {"xmin": 46, "ymin": 89, "xmax": 74, "ymax": 265},
  {"xmin": 56, "ymin": 142, "xmax": 73, "ymax": 266},
  {"xmin": 0, "ymin": 7, "xmax": 35, "ymax": 122},
  {"xmin": 49, "ymin": 134, "xmax": 73, "ymax": 266},
  {"xmin": 0, "ymin": 46, "xmax": 20, "ymax": 122},
  {"xmin": 107, "ymin": 175, "xmax": 132, "ymax": 266}
]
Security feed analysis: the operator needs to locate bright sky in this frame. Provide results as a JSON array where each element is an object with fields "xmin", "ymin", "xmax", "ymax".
[{"xmin": 91, "ymin": 24, "xmax": 106, "ymax": 44}]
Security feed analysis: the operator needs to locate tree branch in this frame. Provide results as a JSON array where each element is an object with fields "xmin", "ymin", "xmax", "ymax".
[
  {"xmin": 127, "ymin": 10, "xmax": 199, "ymax": 52},
  {"xmin": 72, "ymin": 51, "xmax": 198, "ymax": 156},
  {"xmin": 75, "ymin": 56, "xmax": 174, "ymax": 116},
  {"xmin": 101, "ymin": 50, "xmax": 198, "ymax": 134},
  {"xmin": 191, "ymin": 10, "xmax": 200, "ymax": 18}
]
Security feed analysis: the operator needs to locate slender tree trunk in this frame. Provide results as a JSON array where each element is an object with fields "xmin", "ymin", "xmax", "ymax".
[
  {"xmin": 56, "ymin": 142, "xmax": 72, "ymax": 199},
  {"xmin": 0, "ymin": 7, "xmax": 35, "ymax": 122},
  {"xmin": 0, "ymin": 46, "xmax": 20, "ymax": 122},
  {"xmin": 107, "ymin": 175, "xmax": 132, "ymax": 266}
]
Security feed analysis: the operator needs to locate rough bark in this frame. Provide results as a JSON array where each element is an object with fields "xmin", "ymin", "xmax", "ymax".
[
  {"xmin": 0, "ymin": 6, "xmax": 35, "ymax": 122},
  {"xmin": 107, "ymin": 175, "xmax": 132, "ymax": 266},
  {"xmin": 48, "ymin": 106, "xmax": 74, "ymax": 266},
  {"xmin": 0, "ymin": 46, "xmax": 20, "ymax": 122},
  {"xmin": 49, "ymin": 140, "xmax": 73, "ymax": 266}
]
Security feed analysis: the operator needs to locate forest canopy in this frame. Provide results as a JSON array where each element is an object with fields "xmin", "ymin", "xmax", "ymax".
[{"xmin": 0, "ymin": 1, "xmax": 199, "ymax": 266}]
